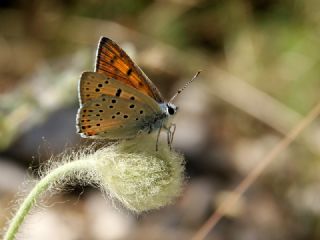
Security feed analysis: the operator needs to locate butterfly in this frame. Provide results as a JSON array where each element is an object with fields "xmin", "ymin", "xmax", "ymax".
[{"xmin": 76, "ymin": 37, "xmax": 199, "ymax": 149}]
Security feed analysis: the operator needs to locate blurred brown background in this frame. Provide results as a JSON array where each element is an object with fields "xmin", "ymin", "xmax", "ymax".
[{"xmin": 1, "ymin": 0, "xmax": 320, "ymax": 239}]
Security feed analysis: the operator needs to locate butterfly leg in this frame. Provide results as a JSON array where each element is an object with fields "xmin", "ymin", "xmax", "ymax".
[
  {"xmin": 155, "ymin": 124, "xmax": 162, "ymax": 151},
  {"xmin": 167, "ymin": 123, "xmax": 176, "ymax": 150},
  {"xmin": 170, "ymin": 123, "xmax": 176, "ymax": 146},
  {"xmin": 165, "ymin": 123, "xmax": 176, "ymax": 150},
  {"xmin": 166, "ymin": 128, "xmax": 171, "ymax": 147}
]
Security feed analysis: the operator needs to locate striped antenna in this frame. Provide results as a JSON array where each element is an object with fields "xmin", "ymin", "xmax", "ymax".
[{"xmin": 169, "ymin": 70, "xmax": 201, "ymax": 103}]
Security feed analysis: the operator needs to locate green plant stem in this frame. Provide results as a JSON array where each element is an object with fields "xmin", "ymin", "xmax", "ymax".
[{"xmin": 4, "ymin": 159, "xmax": 96, "ymax": 240}]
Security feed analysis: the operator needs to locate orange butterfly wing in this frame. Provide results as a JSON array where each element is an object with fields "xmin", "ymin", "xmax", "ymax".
[
  {"xmin": 95, "ymin": 37, "xmax": 164, "ymax": 103},
  {"xmin": 78, "ymin": 72, "xmax": 160, "ymax": 111}
]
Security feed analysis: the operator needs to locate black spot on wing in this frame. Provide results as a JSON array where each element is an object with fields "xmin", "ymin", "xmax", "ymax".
[
  {"xmin": 115, "ymin": 89, "xmax": 122, "ymax": 97},
  {"xmin": 110, "ymin": 55, "xmax": 117, "ymax": 64},
  {"xmin": 126, "ymin": 68, "xmax": 133, "ymax": 76}
]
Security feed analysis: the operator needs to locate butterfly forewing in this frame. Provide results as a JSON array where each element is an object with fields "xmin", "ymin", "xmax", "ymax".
[
  {"xmin": 77, "ymin": 95, "xmax": 160, "ymax": 139},
  {"xmin": 79, "ymin": 72, "xmax": 160, "ymax": 112},
  {"xmin": 96, "ymin": 37, "xmax": 164, "ymax": 103}
]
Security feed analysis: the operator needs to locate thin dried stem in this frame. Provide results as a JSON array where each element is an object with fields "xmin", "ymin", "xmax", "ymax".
[{"xmin": 192, "ymin": 100, "xmax": 320, "ymax": 240}]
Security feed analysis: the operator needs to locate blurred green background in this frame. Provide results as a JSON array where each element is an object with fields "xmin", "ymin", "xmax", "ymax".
[{"xmin": 1, "ymin": 0, "xmax": 320, "ymax": 239}]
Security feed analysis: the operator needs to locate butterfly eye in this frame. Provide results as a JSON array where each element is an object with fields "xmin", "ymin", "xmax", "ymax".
[
  {"xmin": 168, "ymin": 106, "xmax": 175, "ymax": 115},
  {"xmin": 167, "ymin": 103, "xmax": 177, "ymax": 115}
]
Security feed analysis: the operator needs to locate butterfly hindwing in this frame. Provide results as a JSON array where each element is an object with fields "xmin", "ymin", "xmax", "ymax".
[
  {"xmin": 77, "ymin": 95, "xmax": 161, "ymax": 139},
  {"xmin": 95, "ymin": 37, "xmax": 164, "ymax": 103}
]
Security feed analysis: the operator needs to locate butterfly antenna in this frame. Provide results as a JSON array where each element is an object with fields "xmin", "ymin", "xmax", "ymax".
[{"xmin": 169, "ymin": 70, "xmax": 201, "ymax": 103}]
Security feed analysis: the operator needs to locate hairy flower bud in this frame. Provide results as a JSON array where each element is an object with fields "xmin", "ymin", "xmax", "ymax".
[
  {"xmin": 4, "ymin": 136, "xmax": 185, "ymax": 240},
  {"xmin": 95, "ymin": 135, "xmax": 185, "ymax": 213}
]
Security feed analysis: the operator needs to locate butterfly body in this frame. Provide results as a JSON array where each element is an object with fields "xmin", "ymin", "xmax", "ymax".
[{"xmin": 76, "ymin": 37, "xmax": 178, "ymax": 141}]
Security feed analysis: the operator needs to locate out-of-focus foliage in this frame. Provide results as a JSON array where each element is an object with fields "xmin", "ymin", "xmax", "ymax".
[{"xmin": 1, "ymin": 0, "xmax": 320, "ymax": 239}]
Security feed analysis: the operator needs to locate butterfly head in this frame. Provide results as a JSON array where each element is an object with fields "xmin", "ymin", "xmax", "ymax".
[{"xmin": 166, "ymin": 102, "xmax": 178, "ymax": 116}]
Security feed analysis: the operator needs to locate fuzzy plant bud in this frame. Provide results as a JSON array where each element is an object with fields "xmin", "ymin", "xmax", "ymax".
[
  {"xmin": 95, "ymin": 135, "xmax": 185, "ymax": 212},
  {"xmin": 4, "ymin": 135, "xmax": 185, "ymax": 240}
]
